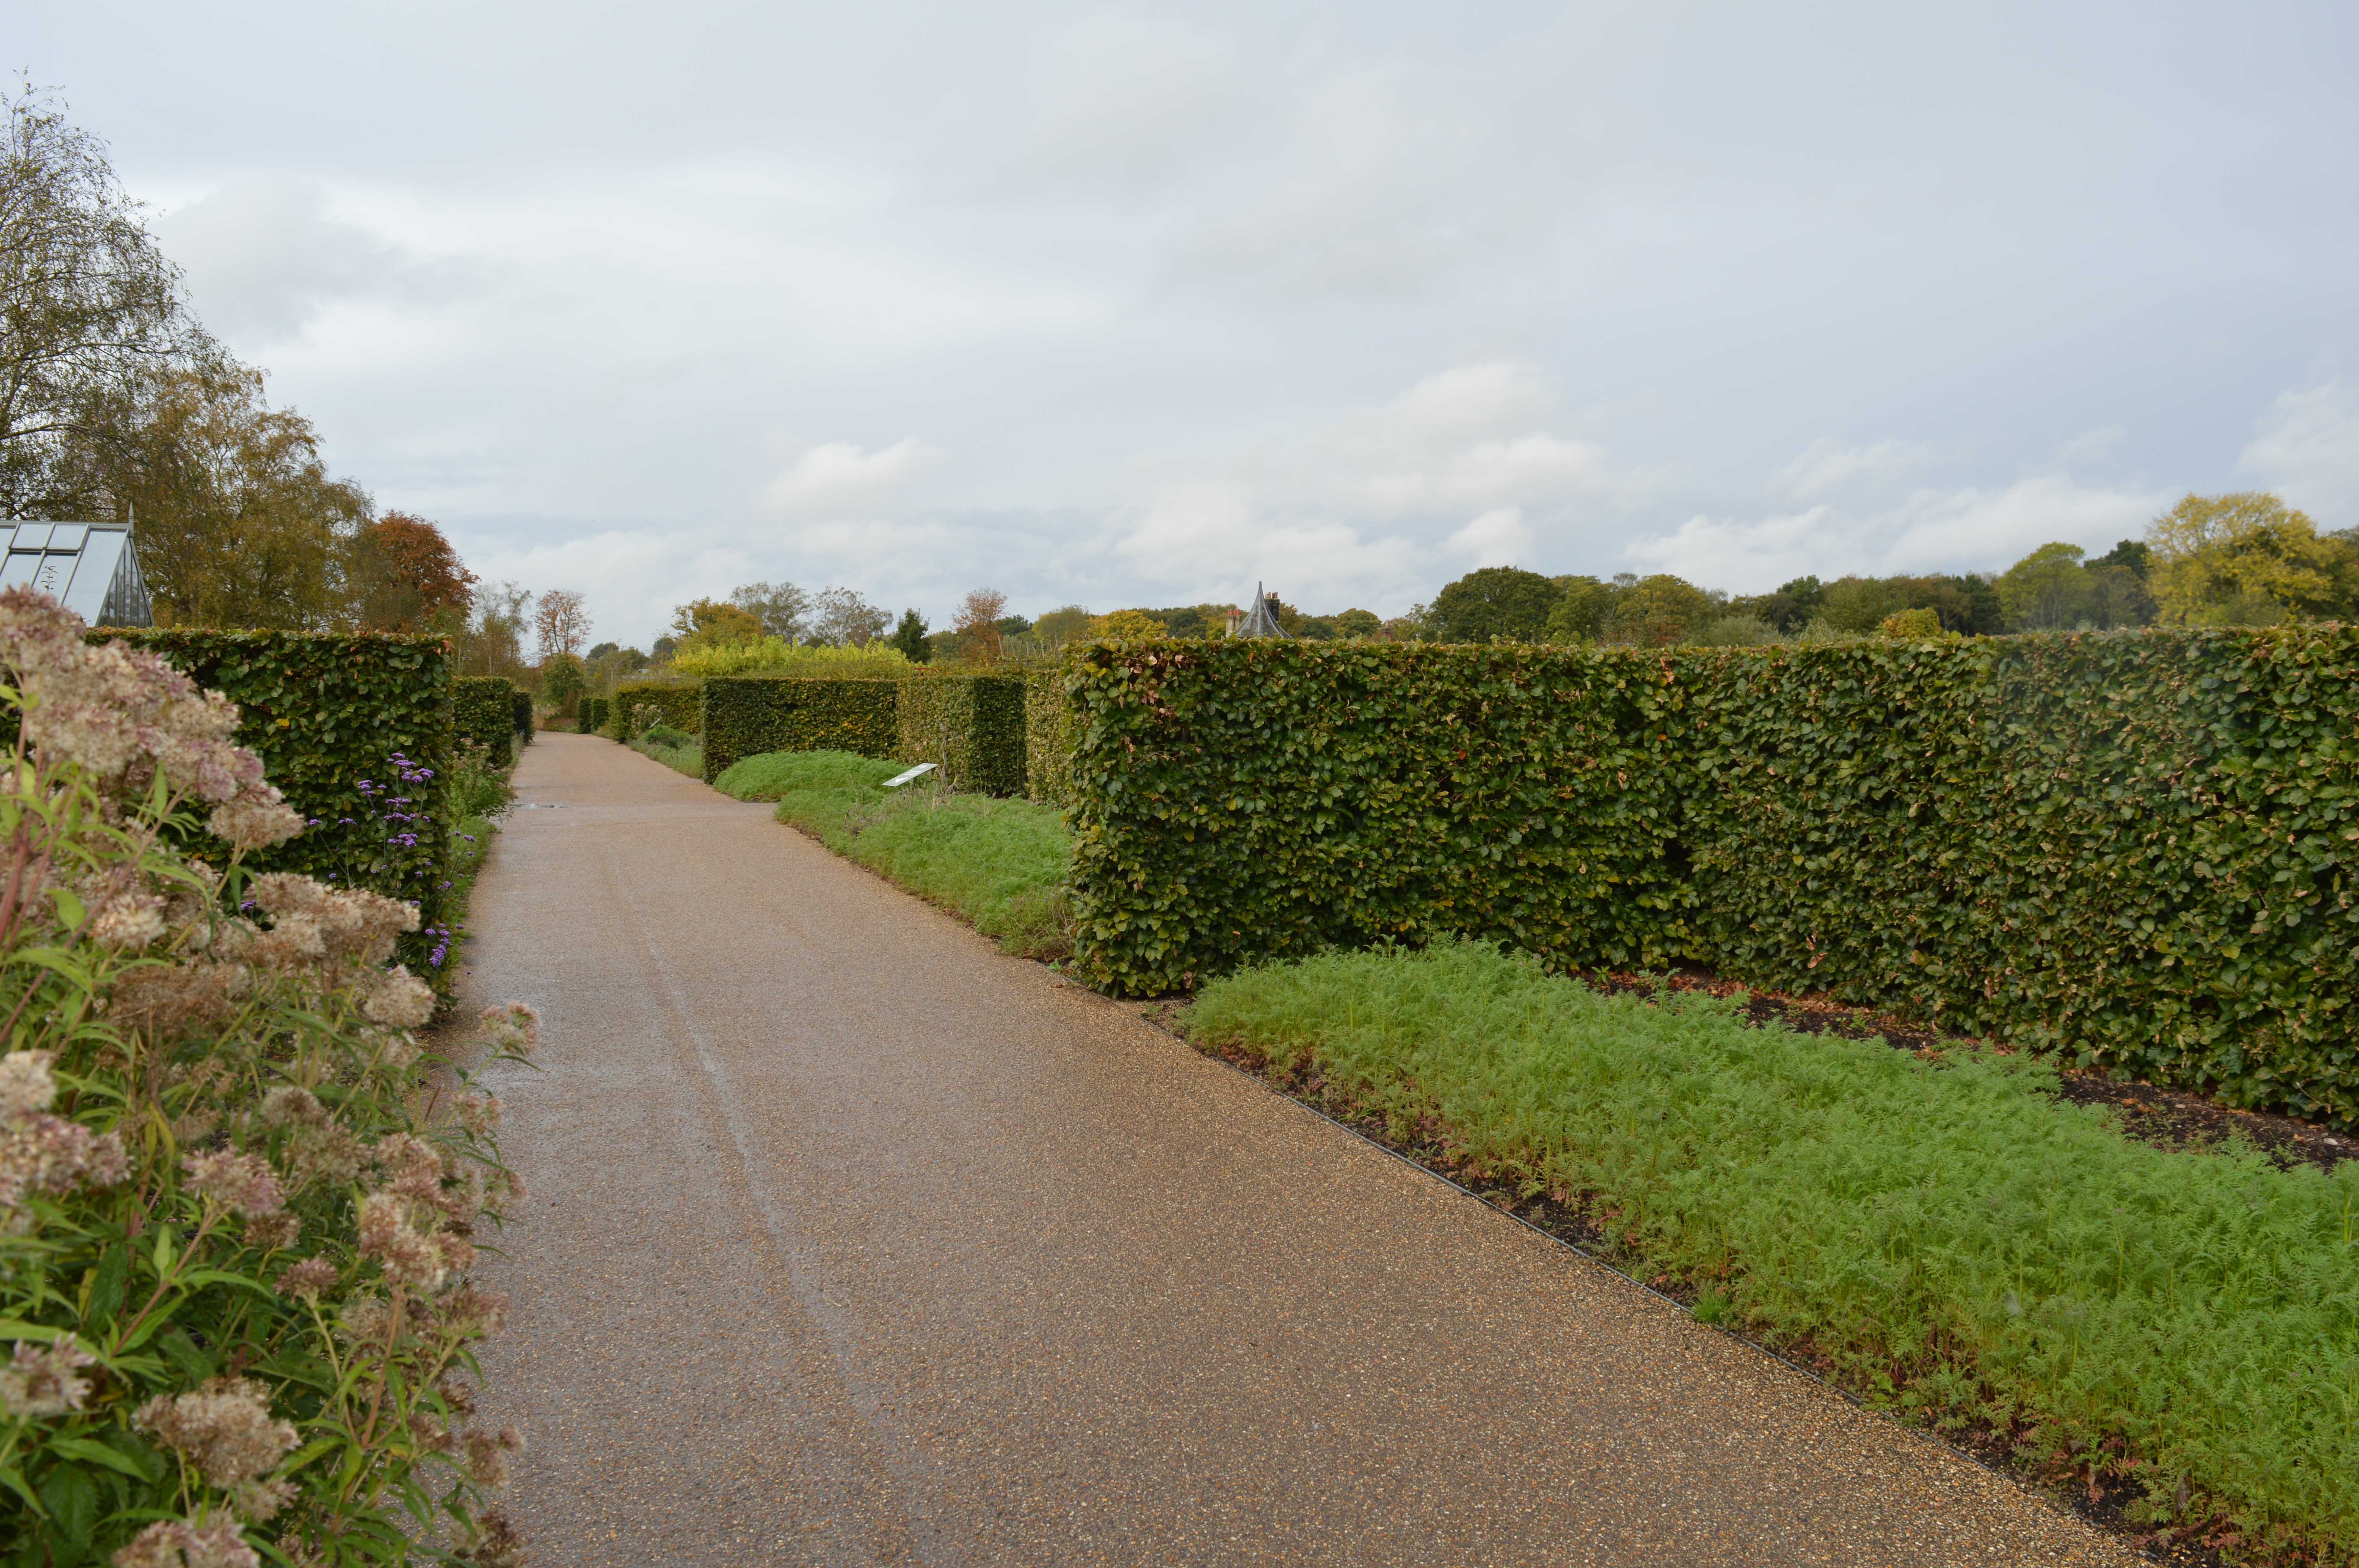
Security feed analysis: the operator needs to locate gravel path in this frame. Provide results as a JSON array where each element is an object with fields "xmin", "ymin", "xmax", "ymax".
[{"xmin": 461, "ymin": 734, "xmax": 2134, "ymax": 1566}]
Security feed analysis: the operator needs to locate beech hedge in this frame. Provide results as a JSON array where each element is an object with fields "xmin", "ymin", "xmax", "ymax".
[
  {"xmin": 579, "ymin": 695, "xmax": 608, "ymax": 734},
  {"xmin": 611, "ymin": 678, "xmax": 700, "ymax": 738},
  {"xmin": 1025, "ymin": 664, "xmax": 1078, "ymax": 809},
  {"xmin": 512, "ymin": 686, "xmax": 533, "ymax": 744},
  {"xmin": 897, "ymin": 671, "xmax": 1027, "ymax": 795},
  {"xmin": 106, "ymin": 629, "xmax": 458, "ymax": 978},
  {"xmin": 1065, "ymin": 629, "xmax": 2359, "ymax": 1125},
  {"xmin": 699, "ymin": 675, "xmax": 898, "ymax": 780},
  {"xmin": 453, "ymin": 676, "xmax": 516, "ymax": 766}
]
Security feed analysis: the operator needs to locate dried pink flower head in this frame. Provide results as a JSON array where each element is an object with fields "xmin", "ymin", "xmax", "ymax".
[
  {"xmin": 0, "ymin": 1336, "xmax": 95, "ymax": 1416},
  {"xmin": 243, "ymin": 1212, "xmax": 299, "ymax": 1252},
  {"xmin": 134, "ymin": 1377, "xmax": 297, "ymax": 1487},
  {"xmin": 428, "ymin": 1284, "xmax": 509, "ymax": 1338},
  {"xmin": 476, "ymin": 1002, "xmax": 539, "ymax": 1056},
  {"xmin": 90, "ymin": 887, "xmax": 169, "ymax": 950},
  {"xmin": 110, "ymin": 1517, "xmax": 261, "ymax": 1568},
  {"xmin": 462, "ymin": 1423, "xmax": 525, "ymax": 1488},
  {"xmin": 337, "ymin": 1296, "xmax": 395, "ymax": 1347},
  {"xmin": 183, "ymin": 1150, "xmax": 285, "ymax": 1218},
  {"xmin": 358, "ymin": 1189, "xmax": 449, "ymax": 1290},
  {"xmin": 259, "ymin": 1086, "xmax": 326, "ymax": 1130},
  {"xmin": 206, "ymin": 785, "xmax": 305, "ymax": 851},
  {"xmin": 108, "ymin": 963, "xmax": 245, "ymax": 1038},
  {"xmin": 275, "ymin": 1257, "xmax": 338, "ymax": 1301},
  {"xmin": 1, "ymin": 1103, "xmax": 129, "ymax": 1211},
  {"xmin": 460, "ymin": 1509, "xmax": 526, "ymax": 1568},
  {"xmin": 0, "ymin": 1051, "xmax": 55, "ymax": 1119},
  {"xmin": 362, "ymin": 965, "xmax": 435, "ymax": 1028},
  {"xmin": 455, "ymin": 1092, "xmax": 502, "ymax": 1138}
]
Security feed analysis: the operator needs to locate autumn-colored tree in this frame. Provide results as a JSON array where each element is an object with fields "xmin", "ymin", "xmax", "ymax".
[
  {"xmin": 2146, "ymin": 492, "xmax": 2345, "ymax": 626},
  {"xmin": 1089, "ymin": 608, "xmax": 1167, "ymax": 641},
  {"xmin": 667, "ymin": 597, "xmax": 763, "ymax": 650},
  {"xmin": 533, "ymin": 588, "xmax": 592, "ymax": 659},
  {"xmin": 348, "ymin": 512, "xmax": 475, "ymax": 632},
  {"xmin": 56, "ymin": 363, "xmax": 372, "ymax": 628},
  {"xmin": 954, "ymin": 588, "xmax": 1009, "ymax": 664}
]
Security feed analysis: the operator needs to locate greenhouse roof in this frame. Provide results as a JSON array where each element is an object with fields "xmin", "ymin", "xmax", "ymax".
[{"xmin": 0, "ymin": 522, "xmax": 153, "ymax": 628}]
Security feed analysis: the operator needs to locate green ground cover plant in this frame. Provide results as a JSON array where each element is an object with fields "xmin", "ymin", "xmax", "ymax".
[
  {"xmin": 0, "ymin": 590, "xmax": 536, "ymax": 1566},
  {"xmin": 1185, "ymin": 940, "xmax": 2359, "ymax": 1564},
  {"xmin": 1063, "ymin": 629, "xmax": 2359, "ymax": 1127},
  {"xmin": 715, "ymin": 750, "xmax": 1071, "ymax": 957},
  {"xmin": 631, "ymin": 725, "xmax": 702, "ymax": 778}
]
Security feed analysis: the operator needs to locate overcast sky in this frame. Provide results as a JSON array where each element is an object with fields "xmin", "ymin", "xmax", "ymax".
[{"xmin": 21, "ymin": 1, "xmax": 2359, "ymax": 646}]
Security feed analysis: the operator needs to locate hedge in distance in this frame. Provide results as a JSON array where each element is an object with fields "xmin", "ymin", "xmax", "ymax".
[
  {"xmin": 453, "ymin": 677, "xmax": 517, "ymax": 767},
  {"xmin": 1024, "ymin": 663, "xmax": 1079, "ymax": 809},
  {"xmin": 611, "ymin": 679, "xmax": 700, "ymax": 738},
  {"xmin": 1065, "ymin": 629, "xmax": 2359, "ymax": 1126},
  {"xmin": 897, "ymin": 670, "xmax": 1027, "ymax": 795},
  {"xmin": 699, "ymin": 676, "xmax": 898, "ymax": 781},
  {"xmin": 511, "ymin": 686, "xmax": 533, "ymax": 745}
]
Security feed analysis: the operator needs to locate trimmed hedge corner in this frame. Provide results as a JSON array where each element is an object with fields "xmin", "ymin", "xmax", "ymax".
[
  {"xmin": 453, "ymin": 677, "xmax": 517, "ymax": 767},
  {"xmin": 105, "ymin": 630, "xmax": 457, "ymax": 980},
  {"xmin": 700, "ymin": 676, "xmax": 898, "ymax": 781},
  {"xmin": 512, "ymin": 686, "xmax": 533, "ymax": 745},
  {"xmin": 1024, "ymin": 664, "xmax": 1079, "ymax": 809},
  {"xmin": 612, "ymin": 679, "xmax": 701, "ymax": 739},
  {"xmin": 897, "ymin": 671, "xmax": 1026, "ymax": 795},
  {"xmin": 1066, "ymin": 630, "xmax": 2359, "ymax": 1126},
  {"xmin": 579, "ymin": 695, "xmax": 609, "ymax": 734}
]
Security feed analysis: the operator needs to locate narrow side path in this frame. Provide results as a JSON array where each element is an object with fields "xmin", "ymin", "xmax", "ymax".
[{"xmin": 460, "ymin": 735, "xmax": 2131, "ymax": 1567}]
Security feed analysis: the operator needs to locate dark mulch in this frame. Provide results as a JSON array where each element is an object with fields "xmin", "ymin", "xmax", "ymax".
[
  {"xmin": 1148, "ymin": 1014, "xmax": 2237, "ymax": 1566},
  {"xmin": 1580, "ymin": 969, "xmax": 2350, "ymax": 1174}
]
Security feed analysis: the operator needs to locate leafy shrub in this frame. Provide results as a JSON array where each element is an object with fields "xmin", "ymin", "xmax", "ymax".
[
  {"xmin": 447, "ymin": 739, "xmax": 516, "ymax": 822},
  {"xmin": 670, "ymin": 639, "xmax": 913, "ymax": 680},
  {"xmin": 610, "ymin": 680, "xmax": 698, "ymax": 739},
  {"xmin": 1189, "ymin": 941, "xmax": 2359, "ymax": 1563},
  {"xmin": 896, "ymin": 672, "xmax": 1025, "ymax": 795},
  {"xmin": 0, "ymin": 588, "xmax": 536, "ymax": 1566},
  {"xmin": 1066, "ymin": 631, "xmax": 2359, "ymax": 1126},
  {"xmin": 698, "ymin": 677, "xmax": 897, "ymax": 782},
  {"xmin": 640, "ymin": 723, "xmax": 692, "ymax": 748},
  {"xmin": 1023, "ymin": 665, "xmax": 1079, "ymax": 810},
  {"xmin": 452, "ymin": 678, "xmax": 515, "ymax": 768}
]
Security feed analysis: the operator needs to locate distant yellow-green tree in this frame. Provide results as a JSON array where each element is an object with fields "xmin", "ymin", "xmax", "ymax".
[{"xmin": 2145, "ymin": 492, "xmax": 2344, "ymax": 626}]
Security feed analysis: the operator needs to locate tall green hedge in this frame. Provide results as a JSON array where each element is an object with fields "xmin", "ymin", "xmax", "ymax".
[
  {"xmin": 453, "ymin": 677, "xmax": 516, "ymax": 767},
  {"xmin": 1065, "ymin": 630, "xmax": 2359, "ymax": 1126},
  {"xmin": 611, "ymin": 679, "xmax": 700, "ymax": 738},
  {"xmin": 1024, "ymin": 664, "xmax": 1079, "ymax": 809},
  {"xmin": 897, "ymin": 671, "xmax": 1027, "ymax": 795},
  {"xmin": 699, "ymin": 677, "xmax": 898, "ymax": 781},
  {"xmin": 578, "ymin": 695, "xmax": 608, "ymax": 734},
  {"xmin": 105, "ymin": 630, "xmax": 458, "ymax": 981},
  {"xmin": 511, "ymin": 687, "xmax": 533, "ymax": 745}
]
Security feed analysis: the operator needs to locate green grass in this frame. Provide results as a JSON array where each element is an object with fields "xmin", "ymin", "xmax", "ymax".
[
  {"xmin": 715, "ymin": 749, "xmax": 1072, "ymax": 958},
  {"xmin": 632, "ymin": 731, "xmax": 703, "ymax": 776},
  {"xmin": 1185, "ymin": 940, "xmax": 2359, "ymax": 1563}
]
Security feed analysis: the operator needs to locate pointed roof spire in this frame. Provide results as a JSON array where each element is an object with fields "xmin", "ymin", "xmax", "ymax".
[{"xmin": 1233, "ymin": 581, "xmax": 1290, "ymax": 639}]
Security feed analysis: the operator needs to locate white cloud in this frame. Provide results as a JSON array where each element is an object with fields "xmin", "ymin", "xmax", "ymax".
[
  {"xmin": 1446, "ymin": 506, "xmax": 1533, "ymax": 567},
  {"xmin": 761, "ymin": 437, "xmax": 947, "ymax": 520},
  {"xmin": 1627, "ymin": 474, "xmax": 2168, "ymax": 592},
  {"xmin": 156, "ymin": 178, "xmax": 473, "ymax": 343},
  {"xmin": 1774, "ymin": 437, "xmax": 1943, "ymax": 497},
  {"xmin": 2239, "ymin": 381, "xmax": 2359, "ymax": 525}
]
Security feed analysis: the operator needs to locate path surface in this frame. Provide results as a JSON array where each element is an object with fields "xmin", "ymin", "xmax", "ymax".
[{"xmin": 460, "ymin": 735, "xmax": 2131, "ymax": 1566}]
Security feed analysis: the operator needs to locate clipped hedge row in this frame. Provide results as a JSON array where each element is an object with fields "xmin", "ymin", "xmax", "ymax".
[
  {"xmin": 1065, "ymin": 630, "xmax": 2359, "ymax": 1125},
  {"xmin": 453, "ymin": 676, "xmax": 518, "ymax": 766},
  {"xmin": 513, "ymin": 686, "xmax": 533, "ymax": 745},
  {"xmin": 579, "ymin": 695, "xmax": 609, "ymax": 734},
  {"xmin": 897, "ymin": 670, "xmax": 1027, "ymax": 795},
  {"xmin": 1025, "ymin": 664, "xmax": 1078, "ymax": 809},
  {"xmin": 105, "ymin": 630, "xmax": 458, "ymax": 978},
  {"xmin": 612, "ymin": 679, "xmax": 700, "ymax": 738},
  {"xmin": 700, "ymin": 676, "xmax": 898, "ymax": 780}
]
